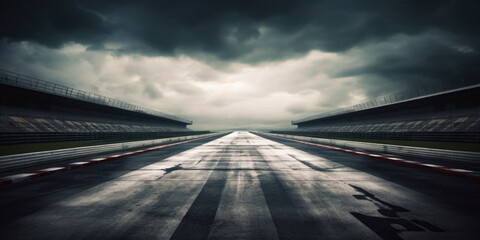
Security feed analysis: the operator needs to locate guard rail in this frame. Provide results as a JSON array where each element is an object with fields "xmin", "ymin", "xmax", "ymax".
[
  {"xmin": 0, "ymin": 132, "xmax": 227, "ymax": 172},
  {"xmin": 261, "ymin": 132, "xmax": 480, "ymax": 162}
]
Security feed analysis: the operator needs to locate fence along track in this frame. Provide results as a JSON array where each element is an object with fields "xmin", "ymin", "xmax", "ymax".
[
  {"xmin": 262, "ymin": 132, "xmax": 480, "ymax": 162},
  {"xmin": 0, "ymin": 132, "xmax": 226, "ymax": 172}
]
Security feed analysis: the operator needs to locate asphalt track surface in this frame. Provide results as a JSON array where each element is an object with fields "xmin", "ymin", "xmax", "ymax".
[{"xmin": 1, "ymin": 131, "xmax": 479, "ymax": 240}]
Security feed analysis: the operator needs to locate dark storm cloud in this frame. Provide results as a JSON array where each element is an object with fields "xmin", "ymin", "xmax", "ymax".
[
  {"xmin": 1, "ymin": 0, "xmax": 110, "ymax": 48},
  {"xmin": 337, "ymin": 31, "xmax": 480, "ymax": 97},
  {"xmin": 1, "ymin": 0, "xmax": 480, "ymax": 96},
  {"xmin": 2, "ymin": 0, "xmax": 478, "ymax": 56}
]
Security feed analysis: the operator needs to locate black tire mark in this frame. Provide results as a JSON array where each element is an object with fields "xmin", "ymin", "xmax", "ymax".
[
  {"xmin": 169, "ymin": 152, "xmax": 229, "ymax": 240},
  {"xmin": 253, "ymin": 148, "xmax": 323, "ymax": 240}
]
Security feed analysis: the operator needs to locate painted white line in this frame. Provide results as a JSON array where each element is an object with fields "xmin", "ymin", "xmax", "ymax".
[
  {"xmin": 420, "ymin": 164, "xmax": 444, "ymax": 168},
  {"xmin": 448, "ymin": 168, "xmax": 474, "ymax": 173},
  {"xmin": 0, "ymin": 136, "xmax": 216, "ymax": 187},
  {"xmin": 272, "ymin": 135, "xmax": 480, "ymax": 179},
  {"xmin": 386, "ymin": 157, "xmax": 403, "ymax": 161},
  {"xmin": 9, "ymin": 173, "xmax": 36, "ymax": 182},
  {"xmin": 70, "ymin": 162, "xmax": 89, "ymax": 165},
  {"xmin": 38, "ymin": 167, "xmax": 66, "ymax": 172}
]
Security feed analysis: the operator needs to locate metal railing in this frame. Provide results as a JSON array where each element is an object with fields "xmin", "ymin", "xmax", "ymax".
[
  {"xmin": 269, "ymin": 131, "xmax": 480, "ymax": 143},
  {"xmin": 0, "ymin": 132, "xmax": 227, "ymax": 172},
  {"xmin": 261, "ymin": 132, "xmax": 480, "ymax": 162},
  {"xmin": 293, "ymin": 79, "xmax": 480, "ymax": 125},
  {"xmin": 0, "ymin": 131, "xmax": 210, "ymax": 145},
  {"xmin": 0, "ymin": 69, "xmax": 192, "ymax": 125}
]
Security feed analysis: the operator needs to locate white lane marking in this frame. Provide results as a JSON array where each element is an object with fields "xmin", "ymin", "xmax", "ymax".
[
  {"xmin": 70, "ymin": 162, "xmax": 89, "ymax": 165},
  {"xmin": 9, "ymin": 173, "xmax": 36, "ymax": 182},
  {"xmin": 420, "ymin": 164, "xmax": 444, "ymax": 168},
  {"xmin": 274, "ymin": 135, "xmax": 480, "ymax": 179},
  {"xmin": 38, "ymin": 167, "xmax": 66, "ymax": 172},
  {"xmin": 448, "ymin": 168, "xmax": 474, "ymax": 173},
  {"xmin": 0, "ymin": 138, "xmax": 213, "ymax": 186}
]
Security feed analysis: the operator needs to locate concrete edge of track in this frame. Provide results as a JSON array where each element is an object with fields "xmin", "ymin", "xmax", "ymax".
[
  {"xmin": 0, "ymin": 132, "xmax": 228, "ymax": 172},
  {"xmin": 0, "ymin": 132, "xmax": 228, "ymax": 187},
  {"xmin": 257, "ymin": 132, "xmax": 480, "ymax": 180}
]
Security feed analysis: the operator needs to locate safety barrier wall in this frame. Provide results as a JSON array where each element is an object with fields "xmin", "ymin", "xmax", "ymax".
[
  {"xmin": 261, "ymin": 132, "xmax": 480, "ymax": 162},
  {"xmin": 0, "ymin": 132, "xmax": 227, "ymax": 172},
  {"xmin": 271, "ymin": 131, "xmax": 480, "ymax": 143},
  {"xmin": 0, "ymin": 131, "xmax": 209, "ymax": 145}
]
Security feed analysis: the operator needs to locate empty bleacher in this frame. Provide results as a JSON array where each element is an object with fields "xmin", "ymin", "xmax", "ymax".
[
  {"xmin": 284, "ymin": 82, "xmax": 480, "ymax": 143},
  {"xmin": 0, "ymin": 106, "xmax": 187, "ymax": 133},
  {"xmin": 0, "ymin": 69, "xmax": 204, "ymax": 145}
]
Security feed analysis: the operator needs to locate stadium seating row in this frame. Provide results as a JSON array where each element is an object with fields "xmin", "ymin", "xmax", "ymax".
[
  {"xmin": 295, "ymin": 111, "xmax": 480, "ymax": 133},
  {"xmin": 0, "ymin": 107, "xmax": 187, "ymax": 133}
]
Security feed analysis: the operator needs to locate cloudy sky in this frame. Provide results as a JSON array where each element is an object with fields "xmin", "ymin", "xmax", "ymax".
[{"xmin": 1, "ymin": 0, "xmax": 479, "ymax": 130}]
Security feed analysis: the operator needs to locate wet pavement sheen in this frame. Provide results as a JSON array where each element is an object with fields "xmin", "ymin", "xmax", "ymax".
[{"xmin": 0, "ymin": 131, "xmax": 479, "ymax": 239}]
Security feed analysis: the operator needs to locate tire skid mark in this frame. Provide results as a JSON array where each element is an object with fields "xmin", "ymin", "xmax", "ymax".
[
  {"xmin": 0, "ymin": 135, "xmax": 226, "ymax": 187},
  {"xmin": 259, "ymin": 133, "xmax": 480, "ymax": 180},
  {"xmin": 253, "ymin": 148, "xmax": 323, "ymax": 239},
  {"xmin": 349, "ymin": 184, "xmax": 445, "ymax": 240},
  {"xmin": 169, "ymin": 150, "xmax": 229, "ymax": 240}
]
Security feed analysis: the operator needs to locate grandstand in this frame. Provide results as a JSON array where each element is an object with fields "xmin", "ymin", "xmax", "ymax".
[
  {"xmin": 0, "ymin": 69, "xmax": 202, "ymax": 145},
  {"xmin": 287, "ymin": 81, "xmax": 480, "ymax": 143}
]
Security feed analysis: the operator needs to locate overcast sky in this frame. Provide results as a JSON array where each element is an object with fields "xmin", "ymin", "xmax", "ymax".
[{"xmin": 1, "ymin": 0, "xmax": 479, "ymax": 130}]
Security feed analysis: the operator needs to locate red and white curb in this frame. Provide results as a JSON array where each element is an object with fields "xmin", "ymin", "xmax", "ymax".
[
  {"xmin": 0, "ymin": 138, "xmax": 203, "ymax": 187},
  {"xmin": 273, "ymin": 136, "xmax": 480, "ymax": 180}
]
